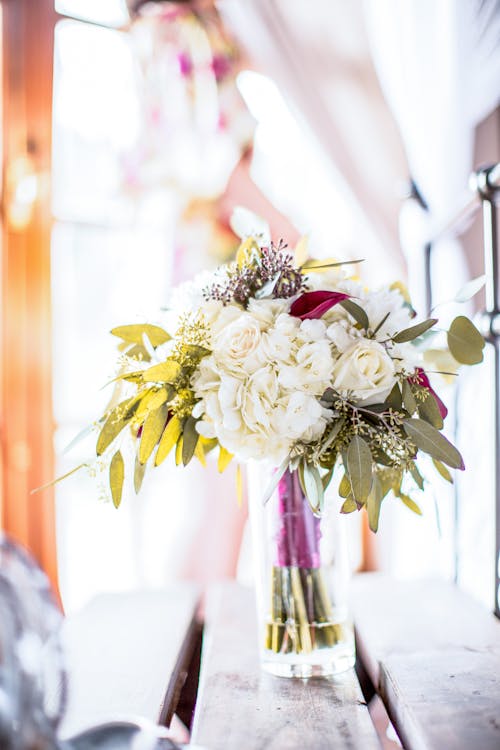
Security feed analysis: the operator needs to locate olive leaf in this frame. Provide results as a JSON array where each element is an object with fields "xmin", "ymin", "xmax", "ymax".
[
  {"xmin": 175, "ymin": 436, "xmax": 183, "ymax": 466},
  {"xmin": 182, "ymin": 416, "xmax": 199, "ymax": 466},
  {"xmin": 155, "ymin": 415, "xmax": 181, "ymax": 466},
  {"xmin": 139, "ymin": 403, "xmax": 169, "ymax": 465},
  {"xmin": 454, "ymin": 274, "xmax": 486, "ymax": 303},
  {"xmin": 262, "ymin": 458, "xmax": 289, "ymax": 504},
  {"xmin": 109, "ymin": 450, "xmax": 125, "ymax": 508},
  {"xmin": 447, "ymin": 316, "xmax": 485, "ymax": 365},
  {"xmin": 301, "ymin": 462, "xmax": 324, "ymax": 515},
  {"xmin": 339, "ymin": 299, "xmax": 369, "ymax": 330},
  {"xmin": 385, "ymin": 383, "xmax": 403, "ymax": 411},
  {"xmin": 346, "ymin": 435, "xmax": 373, "ymax": 504},
  {"xmin": 367, "ymin": 475, "xmax": 383, "ymax": 532},
  {"xmin": 338, "ymin": 473, "xmax": 351, "ymax": 498},
  {"xmin": 432, "ymin": 458, "xmax": 453, "ymax": 484},
  {"xmin": 111, "ymin": 324, "xmax": 171, "ymax": 347},
  {"xmin": 134, "ymin": 455, "xmax": 147, "ymax": 494},
  {"xmin": 143, "ymin": 360, "xmax": 181, "ymax": 383},
  {"xmin": 399, "ymin": 493, "xmax": 422, "ymax": 516},
  {"xmin": 416, "ymin": 389, "xmax": 444, "ymax": 429},
  {"xmin": 403, "ymin": 418, "xmax": 465, "ymax": 469},
  {"xmin": 96, "ymin": 396, "xmax": 139, "ymax": 456},
  {"xmin": 393, "ymin": 318, "xmax": 437, "ymax": 343}
]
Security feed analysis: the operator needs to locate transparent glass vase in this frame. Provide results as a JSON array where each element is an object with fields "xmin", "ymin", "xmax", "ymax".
[{"xmin": 248, "ymin": 465, "xmax": 355, "ymax": 678}]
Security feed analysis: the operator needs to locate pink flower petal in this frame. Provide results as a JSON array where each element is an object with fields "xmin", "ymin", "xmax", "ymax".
[{"xmin": 290, "ymin": 290, "xmax": 350, "ymax": 320}]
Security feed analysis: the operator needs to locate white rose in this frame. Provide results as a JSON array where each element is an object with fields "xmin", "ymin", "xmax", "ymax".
[
  {"xmin": 213, "ymin": 313, "xmax": 265, "ymax": 374},
  {"xmin": 331, "ymin": 340, "xmax": 396, "ymax": 405}
]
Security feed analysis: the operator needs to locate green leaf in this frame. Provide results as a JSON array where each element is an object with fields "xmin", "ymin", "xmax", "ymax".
[
  {"xmin": 372, "ymin": 311, "xmax": 391, "ymax": 337},
  {"xmin": 399, "ymin": 493, "xmax": 422, "ymax": 515},
  {"xmin": 96, "ymin": 398, "xmax": 136, "ymax": 456},
  {"xmin": 181, "ymin": 416, "xmax": 199, "ymax": 466},
  {"xmin": 143, "ymin": 360, "xmax": 181, "ymax": 383},
  {"xmin": 416, "ymin": 389, "xmax": 444, "ymax": 429},
  {"xmin": 301, "ymin": 462, "xmax": 324, "ymax": 515},
  {"xmin": 402, "ymin": 380, "xmax": 417, "ymax": 415},
  {"xmin": 109, "ymin": 450, "xmax": 125, "ymax": 508},
  {"xmin": 447, "ymin": 316, "xmax": 485, "ymax": 365},
  {"xmin": 155, "ymin": 415, "xmax": 182, "ymax": 466},
  {"xmin": 432, "ymin": 458, "xmax": 453, "ymax": 484},
  {"xmin": 385, "ymin": 383, "xmax": 403, "ymax": 411},
  {"xmin": 262, "ymin": 459, "xmax": 289, "ymax": 504},
  {"xmin": 111, "ymin": 324, "xmax": 171, "ymax": 347},
  {"xmin": 454, "ymin": 274, "xmax": 486, "ymax": 303},
  {"xmin": 340, "ymin": 299, "xmax": 369, "ymax": 330},
  {"xmin": 338, "ymin": 472, "xmax": 351, "ymax": 498},
  {"xmin": 218, "ymin": 446, "xmax": 233, "ymax": 473},
  {"xmin": 403, "ymin": 419, "xmax": 465, "ymax": 469},
  {"xmin": 409, "ymin": 461, "xmax": 424, "ymax": 490},
  {"xmin": 319, "ymin": 418, "xmax": 345, "ymax": 455},
  {"xmin": 175, "ymin": 436, "xmax": 183, "ymax": 466},
  {"xmin": 139, "ymin": 403, "xmax": 169, "ymax": 465},
  {"xmin": 346, "ymin": 435, "xmax": 373, "ymax": 504},
  {"xmin": 340, "ymin": 495, "xmax": 357, "ymax": 514},
  {"xmin": 367, "ymin": 476, "xmax": 383, "ymax": 532},
  {"xmin": 134, "ymin": 455, "xmax": 146, "ymax": 494},
  {"xmin": 393, "ymin": 318, "xmax": 437, "ymax": 343}
]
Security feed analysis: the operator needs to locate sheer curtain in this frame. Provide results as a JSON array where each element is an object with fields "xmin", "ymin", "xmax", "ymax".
[{"xmin": 364, "ymin": 0, "xmax": 500, "ymax": 601}]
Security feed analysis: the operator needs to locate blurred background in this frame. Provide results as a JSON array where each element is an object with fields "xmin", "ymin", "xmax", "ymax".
[{"xmin": 1, "ymin": 0, "xmax": 499, "ymax": 615}]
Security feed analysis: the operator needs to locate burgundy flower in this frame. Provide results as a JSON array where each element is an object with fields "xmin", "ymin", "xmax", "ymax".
[
  {"xmin": 409, "ymin": 367, "xmax": 448, "ymax": 419},
  {"xmin": 289, "ymin": 290, "xmax": 350, "ymax": 320}
]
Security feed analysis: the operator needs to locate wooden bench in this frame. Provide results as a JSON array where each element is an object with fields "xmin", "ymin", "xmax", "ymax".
[{"xmin": 59, "ymin": 576, "xmax": 500, "ymax": 749}]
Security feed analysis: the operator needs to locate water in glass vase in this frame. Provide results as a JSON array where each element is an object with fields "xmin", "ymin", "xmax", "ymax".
[{"xmin": 249, "ymin": 466, "xmax": 355, "ymax": 678}]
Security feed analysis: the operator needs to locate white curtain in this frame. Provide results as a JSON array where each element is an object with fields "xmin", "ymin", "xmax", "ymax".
[{"xmin": 364, "ymin": 0, "xmax": 500, "ymax": 603}]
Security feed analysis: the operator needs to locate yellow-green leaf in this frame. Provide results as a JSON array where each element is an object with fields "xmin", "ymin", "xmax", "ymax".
[
  {"xmin": 399, "ymin": 493, "xmax": 422, "ymax": 515},
  {"xmin": 339, "ymin": 473, "xmax": 351, "ymax": 498},
  {"xmin": 96, "ymin": 398, "xmax": 135, "ymax": 456},
  {"xmin": 340, "ymin": 495, "xmax": 357, "ymax": 514},
  {"xmin": 346, "ymin": 435, "xmax": 372, "ymax": 504},
  {"xmin": 409, "ymin": 461, "xmax": 424, "ymax": 490},
  {"xmin": 122, "ymin": 344, "xmax": 151, "ymax": 361},
  {"xmin": 134, "ymin": 454, "xmax": 146, "ymax": 494},
  {"xmin": 194, "ymin": 440, "xmax": 207, "ymax": 466},
  {"xmin": 175, "ymin": 436, "xmax": 183, "ymax": 466},
  {"xmin": 433, "ymin": 458, "xmax": 453, "ymax": 483},
  {"xmin": 367, "ymin": 475, "xmax": 383, "ymax": 532},
  {"xmin": 402, "ymin": 380, "xmax": 417, "ymax": 415},
  {"xmin": 403, "ymin": 418, "xmax": 464, "ymax": 469},
  {"xmin": 236, "ymin": 237, "xmax": 260, "ymax": 268},
  {"xmin": 182, "ymin": 416, "xmax": 199, "ymax": 466},
  {"xmin": 143, "ymin": 360, "xmax": 181, "ymax": 383},
  {"xmin": 447, "ymin": 316, "xmax": 485, "ymax": 365},
  {"xmin": 110, "ymin": 450, "xmax": 125, "ymax": 508},
  {"xmin": 218, "ymin": 446, "xmax": 233, "ymax": 473},
  {"xmin": 393, "ymin": 318, "xmax": 437, "ymax": 343},
  {"xmin": 155, "ymin": 415, "xmax": 182, "ymax": 467},
  {"xmin": 135, "ymin": 387, "xmax": 169, "ymax": 421},
  {"xmin": 111, "ymin": 324, "xmax": 171, "ymax": 347},
  {"xmin": 139, "ymin": 403, "xmax": 169, "ymax": 464}
]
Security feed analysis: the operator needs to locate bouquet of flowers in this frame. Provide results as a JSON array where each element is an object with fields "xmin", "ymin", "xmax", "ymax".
[{"xmin": 82, "ymin": 209, "xmax": 484, "ymax": 669}]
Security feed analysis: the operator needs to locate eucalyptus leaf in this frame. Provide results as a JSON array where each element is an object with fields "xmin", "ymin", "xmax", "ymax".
[
  {"xmin": 432, "ymin": 458, "xmax": 453, "ymax": 484},
  {"xmin": 96, "ymin": 398, "xmax": 135, "ymax": 456},
  {"xmin": 340, "ymin": 495, "xmax": 357, "ymax": 514},
  {"xmin": 372, "ymin": 311, "xmax": 391, "ymax": 337},
  {"xmin": 403, "ymin": 418, "xmax": 465, "ymax": 469},
  {"xmin": 322, "ymin": 467, "xmax": 334, "ymax": 491},
  {"xmin": 367, "ymin": 476, "xmax": 383, "ymax": 532},
  {"xmin": 385, "ymin": 383, "xmax": 403, "ymax": 411},
  {"xmin": 182, "ymin": 416, "xmax": 199, "ymax": 466},
  {"xmin": 399, "ymin": 493, "xmax": 422, "ymax": 516},
  {"xmin": 402, "ymin": 380, "xmax": 417, "ymax": 415},
  {"xmin": 109, "ymin": 450, "xmax": 125, "ymax": 508},
  {"xmin": 143, "ymin": 360, "xmax": 181, "ymax": 383},
  {"xmin": 339, "ymin": 473, "xmax": 351, "ymax": 498},
  {"xmin": 346, "ymin": 435, "xmax": 373, "ymax": 503},
  {"xmin": 447, "ymin": 316, "xmax": 485, "ymax": 365},
  {"xmin": 416, "ymin": 389, "xmax": 443, "ymax": 429},
  {"xmin": 155, "ymin": 415, "xmax": 182, "ymax": 466},
  {"xmin": 301, "ymin": 258, "xmax": 364, "ymax": 272},
  {"xmin": 454, "ymin": 274, "xmax": 486, "ymax": 303},
  {"xmin": 123, "ymin": 344, "xmax": 151, "ymax": 361},
  {"xmin": 134, "ymin": 455, "xmax": 147, "ymax": 494},
  {"xmin": 408, "ymin": 462, "xmax": 424, "ymax": 490},
  {"xmin": 393, "ymin": 318, "xmax": 437, "ymax": 343},
  {"xmin": 319, "ymin": 418, "xmax": 345, "ymax": 454},
  {"xmin": 340, "ymin": 299, "xmax": 369, "ymax": 330},
  {"xmin": 262, "ymin": 458, "xmax": 289, "ymax": 504},
  {"xmin": 139, "ymin": 403, "xmax": 169, "ymax": 465},
  {"xmin": 302, "ymin": 462, "xmax": 324, "ymax": 515},
  {"xmin": 175, "ymin": 436, "xmax": 183, "ymax": 466},
  {"xmin": 218, "ymin": 446, "xmax": 233, "ymax": 473},
  {"xmin": 111, "ymin": 324, "xmax": 171, "ymax": 347}
]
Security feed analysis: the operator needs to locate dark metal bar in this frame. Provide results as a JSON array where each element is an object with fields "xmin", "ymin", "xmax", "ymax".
[{"xmin": 471, "ymin": 164, "xmax": 500, "ymax": 617}]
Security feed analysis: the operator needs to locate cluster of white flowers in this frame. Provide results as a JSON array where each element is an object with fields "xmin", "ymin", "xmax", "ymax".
[{"xmin": 191, "ymin": 269, "xmax": 419, "ymax": 466}]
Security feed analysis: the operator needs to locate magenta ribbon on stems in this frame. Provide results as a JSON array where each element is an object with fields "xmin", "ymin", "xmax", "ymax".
[{"xmin": 274, "ymin": 470, "xmax": 321, "ymax": 568}]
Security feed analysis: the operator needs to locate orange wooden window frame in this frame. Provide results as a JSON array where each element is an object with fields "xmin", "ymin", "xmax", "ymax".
[{"xmin": 1, "ymin": 0, "xmax": 59, "ymax": 593}]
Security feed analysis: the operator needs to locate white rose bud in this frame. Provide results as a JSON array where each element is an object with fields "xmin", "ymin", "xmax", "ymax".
[{"xmin": 332, "ymin": 340, "xmax": 396, "ymax": 405}]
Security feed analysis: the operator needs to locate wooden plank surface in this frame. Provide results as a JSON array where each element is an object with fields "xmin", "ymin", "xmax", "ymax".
[
  {"xmin": 191, "ymin": 582, "xmax": 380, "ymax": 750},
  {"xmin": 58, "ymin": 586, "xmax": 200, "ymax": 738},
  {"xmin": 351, "ymin": 574, "xmax": 500, "ymax": 750}
]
